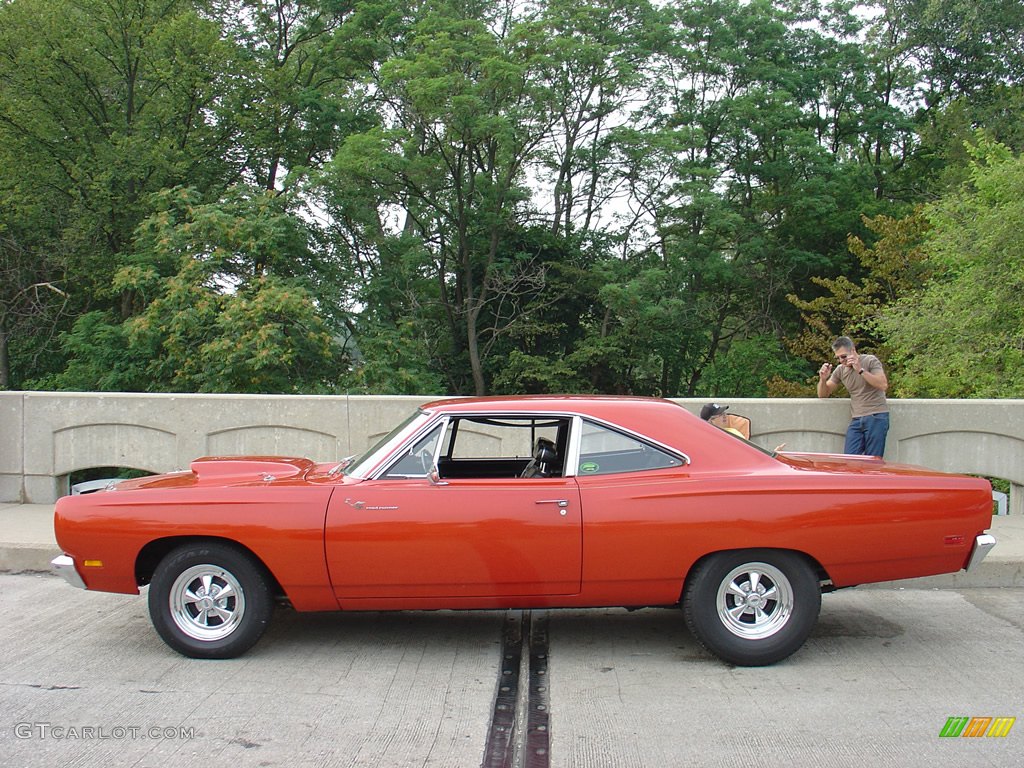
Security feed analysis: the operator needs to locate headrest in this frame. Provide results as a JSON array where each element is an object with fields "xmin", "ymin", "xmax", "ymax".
[{"xmin": 535, "ymin": 437, "xmax": 557, "ymax": 462}]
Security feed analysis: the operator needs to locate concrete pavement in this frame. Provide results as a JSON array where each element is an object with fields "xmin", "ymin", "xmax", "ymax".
[
  {"xmin": 2, "ymin": 575, "xmax": 1023, "ymax": 768},
  {"xmin": 2, "ymin": 501, "xmax": 1022, "ymax": 587},
  {"xmin": 3, "ymin": 503, "xmax": 1023, "ymax": 767}
]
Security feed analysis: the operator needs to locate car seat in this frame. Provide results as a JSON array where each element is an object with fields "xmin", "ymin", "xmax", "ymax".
[{"xmin": 521, "ymin": 437, "xmax": 558, "ymax": 478}]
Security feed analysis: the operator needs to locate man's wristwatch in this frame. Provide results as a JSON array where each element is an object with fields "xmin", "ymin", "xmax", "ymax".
[{"xmin": 858, "ymin": 368, "xmax": 865, "ymax": 375}]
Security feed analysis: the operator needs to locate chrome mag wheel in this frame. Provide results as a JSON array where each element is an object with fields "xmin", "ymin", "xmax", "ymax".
[
  {"xmin": 716, "ymin": 562, "xmax": 794, "ymax": 640},
  {"xmin": 683, "ymin": 549, "xmax": 820, "ymax": 666},
  {"xmin": 169, "ymin": 564, "xmax": 247, "ymax": 641},
  {"xmin": 149, "ymin": 543, "xmax": 273, "ymax": 659}
]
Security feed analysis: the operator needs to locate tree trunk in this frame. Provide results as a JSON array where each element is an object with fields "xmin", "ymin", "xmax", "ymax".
[{"xmin": 466, "ymin": 306, "xmax": 486, "ymax": 396}]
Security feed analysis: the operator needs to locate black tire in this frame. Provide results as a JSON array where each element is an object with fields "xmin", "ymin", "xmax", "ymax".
[
  {"xmin": 148, "ymin": 542, "xmax": 273, "ymax": 659},
  {"xmin": 683, "ymin": 549, "xmax": 821, "ymax": 666}
]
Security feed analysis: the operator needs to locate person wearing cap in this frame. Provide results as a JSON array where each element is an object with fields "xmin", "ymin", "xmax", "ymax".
[{"xmin": 700, "ymin": 403, "xmax": 745, "ymax": 439}]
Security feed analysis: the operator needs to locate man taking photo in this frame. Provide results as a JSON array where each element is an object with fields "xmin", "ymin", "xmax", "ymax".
[{"xmin": 817, "ymin": 336, "xmax": 890, "ymax": 456}]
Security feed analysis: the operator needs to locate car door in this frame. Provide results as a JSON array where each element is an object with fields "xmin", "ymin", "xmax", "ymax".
[
  {"xmin": 570, "ymin": 417, "xmax": 695, "ymax": 604},
  {"xmin": 324, "ymin": 415, "xmax": 582, "ymax": 602}
]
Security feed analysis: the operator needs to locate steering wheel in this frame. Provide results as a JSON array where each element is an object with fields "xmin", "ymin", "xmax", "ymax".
[{"xmin": 417, "ymin": 448, "xmax": 434, "ymax": 475}]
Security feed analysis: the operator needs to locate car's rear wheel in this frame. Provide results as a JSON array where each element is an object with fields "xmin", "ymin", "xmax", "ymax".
[
  {"xmin": 683, "ymin": 550, "xmax": 821, "ymax": 666},
  {"xmin": 148, "ymin": 542, "xmax": 273, "ymax": 659}
]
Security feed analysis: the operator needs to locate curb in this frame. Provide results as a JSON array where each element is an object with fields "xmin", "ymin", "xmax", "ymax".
[
  {"xmin": 0, "ymin": 545, "xmax": 60, "ymax": 575},
  {"xmin": 859, "ymin": 560, "xmax": 1024, "ymax": 590}
]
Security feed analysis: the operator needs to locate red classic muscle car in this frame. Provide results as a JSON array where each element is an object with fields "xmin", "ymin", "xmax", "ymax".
[{"xmin": 52, "ymin": 396, "xmax": 996, "ymax": 665}]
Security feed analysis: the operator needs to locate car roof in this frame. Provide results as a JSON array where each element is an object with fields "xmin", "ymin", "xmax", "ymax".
[
  {"xmin": 420, "ymin": 394, "xmax": 683, "ymax": 416},
  {"xmin": 415, "ymin": 395, "xmax": 781, "ymax": 472},
  {"xmin": 419, "ymin": 395, "xmax": 698, "ymax": 448}
]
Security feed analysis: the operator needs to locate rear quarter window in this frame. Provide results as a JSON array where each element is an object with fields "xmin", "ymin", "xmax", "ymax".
[{"xmin": 577, "ymin": 420, "xmax": 684, "ymax": 476}]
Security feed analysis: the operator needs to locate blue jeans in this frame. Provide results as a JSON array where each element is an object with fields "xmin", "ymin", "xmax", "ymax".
[{"xmin": 844, "ymin": 412, "xmax": 890, "ymax": 456}]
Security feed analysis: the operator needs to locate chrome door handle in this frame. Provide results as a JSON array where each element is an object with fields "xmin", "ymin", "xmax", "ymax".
[
  {"xmin": 536, "ymin": 498, "xmax": 569, "ymax": 516},
  {"xmin": 537, "ymin": 499, "xmax": 570, "ymax": 515}
]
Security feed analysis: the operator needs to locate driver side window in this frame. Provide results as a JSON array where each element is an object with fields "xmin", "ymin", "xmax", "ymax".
[
  {"xmin": 438, "ymin": 416, "xmax": 568, "ymax": 479},
  {"xmin": 381, "ymin": 415, "xmax": 570, "ymax": 480}
]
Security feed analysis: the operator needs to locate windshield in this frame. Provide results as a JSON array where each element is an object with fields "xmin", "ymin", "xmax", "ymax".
[{"xmin": 343, "ymin": 410, "xmax": 433, "ymax": 479}]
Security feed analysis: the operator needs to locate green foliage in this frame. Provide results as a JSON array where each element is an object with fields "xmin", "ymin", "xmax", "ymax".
[
  {"xmin": 0, "ymin": 0, "xmax": 242, "ymax": 387},
  {"xmin": 787, "ymin": 209, "xmax": 932, "ymax": 368},
  {"xmin": 2, "ymin": 0, "xmax": 1022, "ymax": 397},
  {"xmin": 877, "ymin": 139, "xmax": 1024, "ymax": 397},
  {"xmin": 213, "ymin": 0, "xmax": 375, "ymax": 191},
  {"xmin": 492, "ymin": 349, "xmax": 596, "ymax": 394},
  {"xmin": 698, "ymin": 336, "xmax": 812, "ymax": 398},
  {"xmin": 31, "ymin": 311, "xmax": 145, "ymax": 391},
  {"xmin": 47, "ymin": 186, "xmax": 350, "ymax": 393},
  {"xmin": 322, "ymin": 1, "xmax": 571, "ymax": 394},
  {"xmin": 176, "ymin": 276, "xmax": 344, "ymax": 394},
  {"xmin": 345, "ymin": 319, "xmax": 446, "ymax": 395}
]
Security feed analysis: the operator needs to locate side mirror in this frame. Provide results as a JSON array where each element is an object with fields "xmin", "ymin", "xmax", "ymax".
[{"xmin": 428, "ymin": 466, "xmax": 448, "ymax": 486}]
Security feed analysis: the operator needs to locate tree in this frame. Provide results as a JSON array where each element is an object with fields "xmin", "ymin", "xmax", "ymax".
[
  {"xmin": 4, "ymin": 0, "xmax": 1019, "ymax": 398},
  {"xmin": 883, "ymin": 0, "xmax": 1024, "ymax": 192},
  {"xmin": 210, "ymin": 0, "xmax": 376, "ymax": 191},
  {"xmin": 785, "ymin": 208, "xmax": 932, "ymax": 376},
  {"xmin": 0, "ymin": 138, "xmax": 70, "ymax": 388},
  {"xmin": 0, "ymin": 0, "xmax": 241, "ymax": 384},
  {"xmin": 48, "ymin": 186, "xmax": 350, "ymax": 393},
  {"xmin": 525, "ymin": 0, "xmax": 662, "ymax": 238},
  {"xmin": 322, "ymin": 0, "xmax": 562, "ymax": 395},
  {"xmin": 0, "ymin": 239, "xmax": 69, "ymax": 389},
  {"xmin": 877, "ymin": 138, "xmax": 1024, "ymax": 396},
  {"xmin": 558, "ymin": 0, "xmax": 883, "ymax": 397}
]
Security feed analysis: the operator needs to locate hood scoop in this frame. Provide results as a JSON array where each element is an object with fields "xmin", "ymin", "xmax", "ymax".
[{"xmin": 189, "ymin": 456, "xmax": 316, "ymax": 482}]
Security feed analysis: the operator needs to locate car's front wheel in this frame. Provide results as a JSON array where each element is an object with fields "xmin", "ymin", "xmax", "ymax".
[
  {"xmin": 148, "ymin": 542, "xmax": 273, "ymax": 659},
  {"xmin": 683, "ymin": 550, "xmax": 821, "ymax": 666}
]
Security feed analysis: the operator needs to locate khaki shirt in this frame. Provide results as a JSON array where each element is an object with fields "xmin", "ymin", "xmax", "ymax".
[{"xmin": 828, "ymin": 354, "xmax": 888, "ymax": 418}]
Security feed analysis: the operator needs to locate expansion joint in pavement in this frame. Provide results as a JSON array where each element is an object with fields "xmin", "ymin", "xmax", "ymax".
[{"xmin": 481, "ymin": 610, "xmax": 551, "ymax": 768}]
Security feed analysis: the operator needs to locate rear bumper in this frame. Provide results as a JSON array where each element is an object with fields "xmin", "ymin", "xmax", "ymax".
[
  {"xmin": 51, "ymin": 554, "xmax": 86, "ymax": 589},
  {"xmin": 965, "ymin": 534, "xmax": 997, "ymax": 572}
]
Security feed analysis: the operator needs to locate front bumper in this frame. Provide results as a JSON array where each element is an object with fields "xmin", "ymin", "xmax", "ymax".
[
  {"xmin": 51, "ymin": 554, "xmax": 86, "ymax": 589},
  {"xmin": 965, "ymin": 534, "xmax": 997, "ymax": 572}
]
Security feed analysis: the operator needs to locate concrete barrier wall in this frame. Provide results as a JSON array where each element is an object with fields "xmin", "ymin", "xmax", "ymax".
[
  {"xmin": 0, "ymin": 394, "xmax": 24, "ymax": 503},
  {"xmin": 0, "ymin": 392, "xmax": 1021, "ymax": 512}
]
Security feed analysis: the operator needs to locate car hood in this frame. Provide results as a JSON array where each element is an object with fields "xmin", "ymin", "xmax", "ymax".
[
  {"xmin": 114, "ymin": 456, "xmax": 322, "ymax": 491},
  {"xmin": 190, "ymin": 456, "xmax": 318, "ymax": 482}
]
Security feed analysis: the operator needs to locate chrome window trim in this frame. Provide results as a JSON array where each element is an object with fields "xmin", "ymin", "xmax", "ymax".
[
  {"xmin": 367, "ymin": 415, "xmax": 451, "ymax": 480},
  {"xmin": 365, "ymin": 409, "xmax": 690, "ymax": 481},
  {"xmin": 348, "ymin": 411, "xmax": 434, "ymax": 480},
  {"xmin": 565, "ymin": 416, "xmax": 583, "ymax": 478},
  {"xmin": 574, "ymin": 415, "xmax": 691, "ymax": 475}
]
